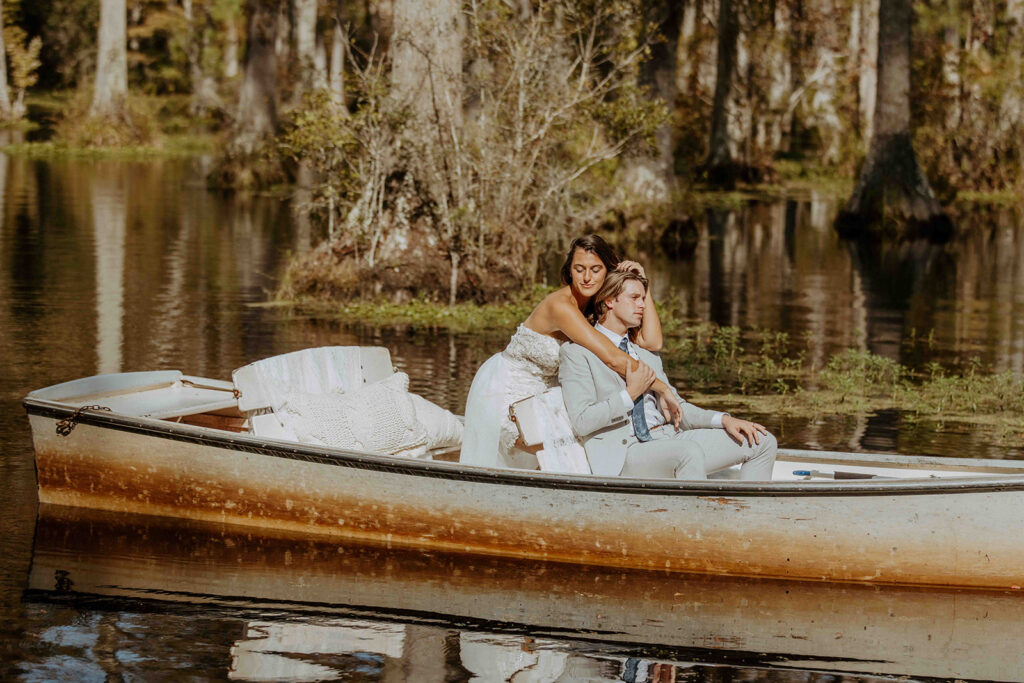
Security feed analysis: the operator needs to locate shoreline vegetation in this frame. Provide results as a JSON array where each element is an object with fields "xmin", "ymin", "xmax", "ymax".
[{"xmin": 268, "ymin": 295, "xmax": 1024, "ymax": 449}]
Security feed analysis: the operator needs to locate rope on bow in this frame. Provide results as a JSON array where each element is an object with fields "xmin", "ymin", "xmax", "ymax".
[
  {"xmin": 179, "ymin": 378, "xmax": 241, "ymax": 399},
  {"xmin": 56, "ymin": 405, "xmax": 112, "ymax": 437}
]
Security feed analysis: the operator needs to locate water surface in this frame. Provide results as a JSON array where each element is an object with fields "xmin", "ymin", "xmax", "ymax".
[{"xmin": 2, "ymin": 155, "xmax": 1023, "ymax": 680}]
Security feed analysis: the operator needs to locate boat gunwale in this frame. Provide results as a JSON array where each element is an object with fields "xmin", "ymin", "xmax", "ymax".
[{"xmin": 24, "ymin": 397, "xmax": 1024, "ymax": 498}]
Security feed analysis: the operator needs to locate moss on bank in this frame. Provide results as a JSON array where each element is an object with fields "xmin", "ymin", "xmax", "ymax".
[
  {"xmin": 1, "ymin": 135, "xmax": 220, "ymax": 158},
  {"xmin": 265, "ymin": 287, "xmax": 555, "ymax": 334},
  {"xmin": 6, "ymin": 91, "xmax": 221, "ymax": 157}
]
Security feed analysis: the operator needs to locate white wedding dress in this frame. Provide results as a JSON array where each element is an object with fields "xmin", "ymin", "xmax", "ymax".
[{"xmin": 460, "ymin": 325, "xmax": 562, "ymax": 469}]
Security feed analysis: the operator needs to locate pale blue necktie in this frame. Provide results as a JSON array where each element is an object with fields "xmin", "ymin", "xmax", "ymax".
[{"xmin": 619, "ymin": 337, "xmax": 651, "ymax": 442}]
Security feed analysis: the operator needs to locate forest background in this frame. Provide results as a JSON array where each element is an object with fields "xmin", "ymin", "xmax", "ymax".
[{"xmin": 3, "ymin": 0, "xmax": 1023, "ymax": 305}]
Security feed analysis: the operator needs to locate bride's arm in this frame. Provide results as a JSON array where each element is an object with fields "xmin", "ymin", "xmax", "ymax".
[
  {"xmin": 632, "ymin": 287, "xmax": 664, "ymax": 351},
  {"xmin": 552, "ymin": 298, "xmax": 634, "ymax": 375},
  {"xmin": 548, "ymin": 298, "xmax": 682, "ymax": 424}
]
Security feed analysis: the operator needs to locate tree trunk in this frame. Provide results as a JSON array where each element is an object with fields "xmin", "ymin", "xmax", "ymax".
[
  {"xmin": 185, "ymin": 0, "xmax": 223, "ymax": 115},
  {"xmin": 704, "ymin": 0, "xmax": 739, "ymax": 187},
  {"xmin": 0, "ymin": 0, "xmax": 12, "ymax": 119},
  {"xmin": 224, "ymin": 16, "xmax": 240, "ymax": 79},
  {"xmin": 761, "ymin": 1, "xmax": 791, "ymax": 157},
  {"xmin": 942, "ymin": 0, "xmax": 961, "ymax": 130},
  {"xmin": 835, "ymin": 0, "xmax": 952, "ymax": 241},
  {"xmin": 676, "ymin": 0, "xmax": 699, "ymax": 94},
  {"xmin": 314, "ymin": 35, "xmax": 329, "ymax": 90},
  {"xmin": 329, "ymin": 14, "xmax": 347, "ymax": 108},
  {"xmin": 292, "ymin": 0, "xmax": 318, "ymax": 104},
  {"xmin": 91, "ymin": 0, "xmax": 128, "ymax": 117},
  {"xmin": 1005, "ymin": 0, "xmax": 1024, "ymax": 179},
  {"xmin": 729, "ymin": 13, "xmax": 749, "ymax": 169},
  {"xmin": 621, "ymin": 0, "xmax": 681, "ymax": 202},
  {"xmin": 810, "ymin": 0, "xmax": 843, "ymax": 164},
  {"xmin": 391, "ymin": 0, "xmax": 463, "ymax": 131},
  {"xmin": 854, "ymin": 0, "xmax": 879, "ymax": 145},
  {"xmin": 233, "ymin": 0, "xmax": 280, "ymax": 154}
]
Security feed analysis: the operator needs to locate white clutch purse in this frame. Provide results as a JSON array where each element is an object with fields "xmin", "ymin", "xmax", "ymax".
[
  {"xmin": 509, "ymin": 388, "xmax": 590, "ymax": 474},
  {"xmin": 509, "ymin": 393, "xmax": 547, "ymax": 446}
]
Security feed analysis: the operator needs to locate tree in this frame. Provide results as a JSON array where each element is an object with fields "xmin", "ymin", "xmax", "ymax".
[
  {"xmin": 205, "ymin": 0, "xmax": 285, "ymax": 188},
  {"xmin": 621, "ymin": 0, "xmax": 679, "ymax": 202},
  {"xmin": 835, "ymin": 0, "xmax": 952, "ymax": 240},
  {"xmin": 391, "ymin": 0, "xmax": 462, "ymax": 131},
  {"xmin": 291, "ymin": 0, "xmax": 318, "ymax": 103},
  {"xmin": 3, "ymin": 21, "xmax": 42, "ymax": 119},
  {"xmin": 234, "ymin": 0, "xmax": 279, "ymax": 152},
  {"xmin": 390, "ymin": 0, "xmax": 463, "ymax": 303},
  {"xmin": 328, "ymin": 8, "xmax": 346, "ymax": 107},
  {"xmin": 703, "ymin": 0, "xmax": 740, "ymax": 188},
  {"xmin": 91, "ymin": 0, "xmax": 127, "ymax": 117},
  {"xmin": 0, "ymin": 0, "xmax": 12, "ymax": 118},
  {"xmin": 184, "ymin": 0, "xmax": 225, "ymax": 116},
  {"xmin": 276, "ymin": 0, "xmax": 665, "ymax": 305}
]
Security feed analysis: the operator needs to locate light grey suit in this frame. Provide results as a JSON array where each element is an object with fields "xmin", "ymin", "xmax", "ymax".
[{"xmin": 558, "ymin": 342, "xmax": 776, "ymax": 480}]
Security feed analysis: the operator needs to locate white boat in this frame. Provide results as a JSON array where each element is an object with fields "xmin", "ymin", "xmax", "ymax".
[
  {"xmin": 27, "ymin": 506, "xmax": 1024, "ymax": 681},
  {"xmin": 23, "ymin": 347, "xmax": 1024, "ymax": 589}
]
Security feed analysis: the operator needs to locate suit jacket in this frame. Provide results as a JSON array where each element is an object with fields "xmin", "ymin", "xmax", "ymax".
[{"xmin": 558, "ymin": 342, "xmax": 719, "ymax": 476}]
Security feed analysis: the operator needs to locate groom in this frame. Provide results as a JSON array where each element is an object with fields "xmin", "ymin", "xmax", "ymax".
[{"xmin": 558, "ymin": 268, "xmax": 777, "ymax": 480}]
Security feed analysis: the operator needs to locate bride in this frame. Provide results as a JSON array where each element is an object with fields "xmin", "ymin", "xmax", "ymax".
[{"xmin": 460, "ymin": 234, "xmax": 681, "ymax": 469}]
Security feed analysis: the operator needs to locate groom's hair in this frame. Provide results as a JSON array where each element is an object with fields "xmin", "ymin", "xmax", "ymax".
[{"xmin": 592, "ymin": 267, "xmax": 648, "ymax": 324}]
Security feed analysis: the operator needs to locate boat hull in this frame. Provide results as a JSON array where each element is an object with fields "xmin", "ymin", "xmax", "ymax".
[{"xmin": 25, "ymin": 402, "xmax": 1024, "ymax": 589}]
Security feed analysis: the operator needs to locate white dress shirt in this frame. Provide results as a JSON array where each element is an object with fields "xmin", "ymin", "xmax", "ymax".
[{"xmin": 593, "ymin": 323, "xmax": 724, "ymax": 433}]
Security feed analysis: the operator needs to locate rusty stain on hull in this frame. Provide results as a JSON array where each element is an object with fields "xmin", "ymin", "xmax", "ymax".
[
  {"xmin": 699, "ymin": 496, "xmax": 751, "ymax": 510},
  {"xmin": 27, "ymin": 412, "xmax": 1024, "ymax": 590}
]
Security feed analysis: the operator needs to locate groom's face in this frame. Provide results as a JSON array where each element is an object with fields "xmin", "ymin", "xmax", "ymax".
[{"xmin": 605, "ymin": 280, "xmax": 647, "ymax": 329}]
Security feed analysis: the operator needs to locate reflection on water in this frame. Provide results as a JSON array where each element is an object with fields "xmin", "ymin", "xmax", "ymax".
[
  {"xmin": 639, "ymin": 200, "xmax": 1024, "ymax": 376},
  {"xmin": 22, "ymin": 506, "xmax": 1023, "ymax": 681},
  {"xmin": 2, "ymin": 156, "xmax": 1024, "ymax": 679}
]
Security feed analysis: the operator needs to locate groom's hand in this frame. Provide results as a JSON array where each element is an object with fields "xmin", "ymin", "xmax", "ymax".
[
  {"xmin": 723, "ymin": 414, "xmax": 768, "ymax": 446},
  {"xmin": 625, "ymin": 360, "xmax": 655, "ymax": 400},
  {"xmin": 657, "ymin": 391, "xmax": 682, "ymax": 428}
]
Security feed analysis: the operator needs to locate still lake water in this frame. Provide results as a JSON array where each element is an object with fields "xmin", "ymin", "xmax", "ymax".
[{"xmin": 2, "ymin": 155, "xmax": 1024, "ymax": 680}]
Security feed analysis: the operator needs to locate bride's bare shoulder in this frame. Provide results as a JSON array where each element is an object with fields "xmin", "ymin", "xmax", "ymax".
[{"xmin": 523, "ymin": 286, "xmax": 576, "ymax": 332}]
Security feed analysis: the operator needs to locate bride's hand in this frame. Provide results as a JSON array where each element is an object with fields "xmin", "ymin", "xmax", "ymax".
[
  {"xmin": 657, "ymin": 389, "xmax": 683, "ymax": 429},
  {"xmin": 617, "ymin": 260, "xmax": 646, "ymax": 279}
]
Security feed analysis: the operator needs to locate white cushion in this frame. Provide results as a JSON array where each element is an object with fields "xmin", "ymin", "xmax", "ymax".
[
  {"xmin": 233, "ymin": 347, "xmax": 391, "ymax": 412},
  {"xmin": 409, "ymin": 394, "xmax": 464, "ymax": 450},
  {"xmin": 249, "ymin": 413, "xmax": 298, "ymax": 441},
  {"xmin": 281, "ymin": 372, "xmax": 427, "ymax": 457}
]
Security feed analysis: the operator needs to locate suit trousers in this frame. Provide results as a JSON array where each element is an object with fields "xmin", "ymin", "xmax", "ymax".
[{"xmin": 619, "ymin": 426, "xmax": 777, "ymax": 481}]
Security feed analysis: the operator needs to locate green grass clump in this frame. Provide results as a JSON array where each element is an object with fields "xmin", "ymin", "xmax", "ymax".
[{"xmin": 269, "ymin": 285, "xmax": 557, "ymax": 334}]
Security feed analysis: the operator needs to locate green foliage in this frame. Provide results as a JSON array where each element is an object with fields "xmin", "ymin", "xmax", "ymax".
[
  {"xmin": 912, "ymin": 2, "xmax": 1024, "ymax": 194},
  {"xmin": 277, "ymin": 0, "xmax": 668, "ymax": 304},
  {"xmin": 2, "ymin": 20, "xmax": 41, "ymax": 119},
  {"xmin": 52, "ymin": 91, "xmax": 162, "ymax": 148},
  {"xmin": 273, "ymin": 285, "xmax": 557, "ymax": 334},
  {"xmin": 4, "ymin": 26, "xmax": 40, "ymax": 89}
]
